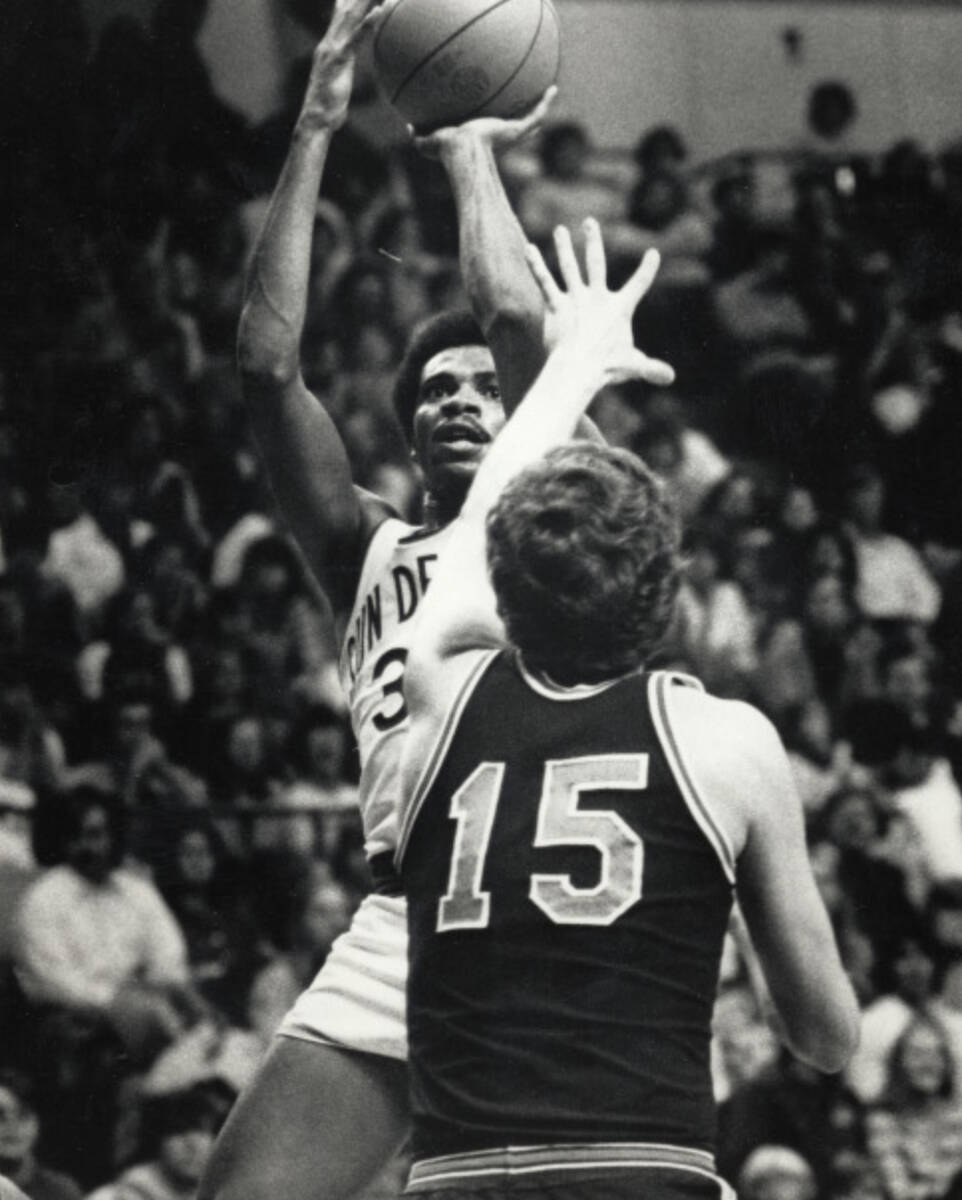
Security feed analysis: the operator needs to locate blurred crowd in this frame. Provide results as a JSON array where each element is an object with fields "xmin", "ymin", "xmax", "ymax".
[{"xmin": 3, "ymin": 2, "xmax": 962, "ymax": 1199}]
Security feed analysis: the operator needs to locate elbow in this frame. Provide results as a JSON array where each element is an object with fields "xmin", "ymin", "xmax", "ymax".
[
  {"xmin": 480, "ymin": 301, "xmax": 542, "ymax": 345},
  {"xmin": 789, "ymin": 994, "xmax": 861, "ymax": 1074},
  {"xmin": 236, "ymin": 304, "xmax": 300, "ymax": 390}
]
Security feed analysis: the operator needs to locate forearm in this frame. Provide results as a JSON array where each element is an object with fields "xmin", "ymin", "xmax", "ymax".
[
  {"xmin": 239, "ymin": 125, "xmax": 333, "ymax": 383},
  {"xmin": 239, "ymin": 14, "xmax": 362, "ymax": 382},
  {"xmin": 411, "ymin": 346, "xmax": 602, "ymax": 662},
  {"xmin": 441, "ymin": 135, "xmax": 545, "ymax": 410},
  {"xmin": 463, "ymin": 347, "xmax": 601, "ymax": 520}
]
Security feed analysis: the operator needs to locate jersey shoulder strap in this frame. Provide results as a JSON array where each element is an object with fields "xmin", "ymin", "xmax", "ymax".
[
  {"xmin": 395, "ymin": 647, "xmax": 502, "ymax": 869},
  {"xmin": 647, "ymin": 669, "xmax": 736, "ymax": 883}
]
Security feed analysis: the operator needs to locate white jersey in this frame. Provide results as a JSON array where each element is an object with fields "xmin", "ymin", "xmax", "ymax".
[{"xmin": 337, "ymin": 517, "xmax": 450, "ymax": 859}]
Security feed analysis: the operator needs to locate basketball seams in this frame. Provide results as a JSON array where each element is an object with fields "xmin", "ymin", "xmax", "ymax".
[
  {"xmin": 380, "ymin": 0, "xmax": 519, "ymax": 106},
  {"xmin": 461, "ymin": 0, "xmax": 558, "ymax": 124}
]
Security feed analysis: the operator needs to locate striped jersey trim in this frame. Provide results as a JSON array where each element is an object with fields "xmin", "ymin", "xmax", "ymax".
[
  {"xmin": 395, "ymin": 648, "xmax": 500, "ymax": 868},
  {"xmin": 407, "ymin": 1142, "xmax": 719, "ymax": 1190},
  {"xmin": 648, "ymin": 672, "xmax": 736, "ymax": 884}
]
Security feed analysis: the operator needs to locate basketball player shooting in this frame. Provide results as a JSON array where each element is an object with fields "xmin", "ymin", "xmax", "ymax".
[
  {"xmin": 198, "ymin": 3, "xmax": 674, "ymax": 1200},
  {"xmin": 394, "ymin": 220, "xmax": 861, "ymax": 1200}
]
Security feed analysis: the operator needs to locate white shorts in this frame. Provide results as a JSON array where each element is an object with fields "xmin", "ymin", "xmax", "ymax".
[{"xmin": 276, "ymin": 892, "xmax": 409, "ymax": 1061}]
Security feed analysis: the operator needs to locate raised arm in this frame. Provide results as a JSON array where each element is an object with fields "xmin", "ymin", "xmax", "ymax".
[
  {"xmin": 404, "ymin": 221, "xmax": 674, "ymax": 724},
  {"xmin": 414, "ymin": 94, "xmax": 557, "ymax": 413},
  {"xmin": 238, "ymin": 0, "xmax": 388, "ymax": 613}
]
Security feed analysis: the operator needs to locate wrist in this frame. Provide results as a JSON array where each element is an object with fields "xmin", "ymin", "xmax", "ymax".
[
  {"xmin": 531, "ymin": 348, "xmax": 605, "ymax": 419},
  {"xmin": 293, "ymin": 108, "xmax": 340, "ymax": 140},
  {"xmin": 545, "ymin": 344, "xmax": 605, "ymax": 390},
  {"xmin": 439, "ymin": 131, "xmax": 490, "ymax": 170}
]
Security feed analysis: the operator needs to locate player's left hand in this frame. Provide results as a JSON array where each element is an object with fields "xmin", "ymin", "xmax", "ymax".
[
  {"xmin": 301, "ymin": 0, "xmax": 384, "ymax": 130},
  {"xmin": 410, "ymin": 85, "xmax": 558, "ymax": 158},
  {"xmin": 525, "ymin": 217, "xmax": 676, "ymax": 388}
]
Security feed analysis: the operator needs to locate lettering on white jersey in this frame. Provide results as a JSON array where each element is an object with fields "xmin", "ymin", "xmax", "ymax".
[{"xmin": 344, "ymin": 551, "xmax": 439, "ymax": 684}]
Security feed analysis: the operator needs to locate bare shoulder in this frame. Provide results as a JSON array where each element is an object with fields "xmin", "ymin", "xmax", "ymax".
[
  {"xmin": 666, "ymin": 685, "xmax": 783, "ymax": 756},
  {"xmin": 661, "ymin": 683, "xmax": 791, "ymax": 855}
]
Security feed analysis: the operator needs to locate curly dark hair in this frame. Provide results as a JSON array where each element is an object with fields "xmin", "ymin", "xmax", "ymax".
[
  {"xmin": 486, "ymin": 443, "xmax": 681, "ymax": 685},
  {"xmin": 391, "ymin": 309, "xmax": 486, "ymax": 438}
]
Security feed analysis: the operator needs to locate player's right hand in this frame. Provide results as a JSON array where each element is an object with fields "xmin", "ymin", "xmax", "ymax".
[
  {"xmin": 411, "ymin": 85, "xmax": 558, "ymax": 158},
  {"xmin": 525, "ymin": 217, "xmax": 676, "ymax": 389}
]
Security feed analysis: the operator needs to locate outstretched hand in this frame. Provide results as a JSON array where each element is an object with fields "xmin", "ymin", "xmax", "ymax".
[
  {"xmin": 410, "ymin": 86, "xmax": 558, "ymax": 158},
  {"xmin": 525, "ymin": 218, "xmax": 676, "ymax": 389}
]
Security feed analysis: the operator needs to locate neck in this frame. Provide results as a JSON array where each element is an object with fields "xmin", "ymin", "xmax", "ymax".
[{"xmin": 421, "ymin": 488, "xmax": 463, "ymax": 530}]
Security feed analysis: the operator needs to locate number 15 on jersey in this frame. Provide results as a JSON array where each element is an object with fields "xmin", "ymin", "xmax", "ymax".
[{"xmin": 438, "ymin": 754, "xmax": 649, "ymax": 932}]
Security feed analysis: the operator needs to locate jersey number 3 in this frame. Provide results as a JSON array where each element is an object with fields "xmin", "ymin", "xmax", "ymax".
[{"xmin": 437, "ymin": 754, "xmax": 649, "ymax": 931}]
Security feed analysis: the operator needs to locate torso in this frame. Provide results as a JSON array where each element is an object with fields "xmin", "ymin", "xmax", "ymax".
[
  {"xmin": 337, "ymin": 518, "xmax": 451, "ymax": 858},
  {"xmin": 396, "ymin": 653, "xmax": 736, "ymax": 1163}
]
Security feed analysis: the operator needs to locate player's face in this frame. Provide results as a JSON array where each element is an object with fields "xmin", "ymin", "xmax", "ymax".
[{"xmin": 411, "ymin": 345, "xmax": 505, "ymax": 494}]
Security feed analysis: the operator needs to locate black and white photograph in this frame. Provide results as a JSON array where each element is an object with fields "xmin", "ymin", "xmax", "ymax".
[{"xmin": 2, "ymin": 2, "xmax": 962, "ymax": 1199}]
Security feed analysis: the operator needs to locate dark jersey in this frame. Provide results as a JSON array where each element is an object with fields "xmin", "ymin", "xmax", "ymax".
[{"xmin": 396, "ymin": 653, "xmax": 736, "ymax": 1164}]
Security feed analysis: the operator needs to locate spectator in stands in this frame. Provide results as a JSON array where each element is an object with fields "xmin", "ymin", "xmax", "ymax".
[
  {"xmin": 625, "ymin": 169, "xmax": 712, "ymax": 285},
  {"xmin": 40, "ymin": 481, "xmax": 125, "ymax": 635},
  {"xmin": 708, "ymin": 168, "xmax": 762, "ymax": 282},
  {"xmin": 177, "ymin": 641, "xmax": 254, "ymax": 778},
  {"xmin": 781, "ymin": 698, "xmax": 852, "ymax": 819},
  {"xmin": 846, "ymin": 935, "xmax": 937, "ymax": 1105},
  {"xmin": 233, "ymin": 535, "xmax": 338, "ymax": 709},
  {"xmin": 807, "ymin": 837, "xmax": 878, "ymax": 1002},
  {"xmin": 134, "ymin": 538, "xmax": 208, "ymax": 654},
  {"xmin": 244, "ymin": 868, "xmax": 355, "ymax": 1033},
  {"xmin": 152, "ymin": 814, "xmax": 252, "ymax": 1005},
  {"xmin": 272, "ymin": 704, "xmax": 358, "ymax": 858},
  {"xmin": 802, "ymin": 521, "xmax": 860, "ymax": 602},
  {"xmin": 720, "ymin": 1057, "xmax": 863, "ymax": 1198},
  {"xmin": 633, "ymin": 124, "xmax": 688, "ymax": 182},
  {"xmin": 754, "ymin": 569, "xmax": 865, "ymax": 720},
  {"xmin": 926, "ymin": 885, "xmax": 962, "ymax": 1093},
  {"xmin": 76, "ymin": 586, "xmax": 193, "ymax": 711},
  {"xmin": 0, "ymin": 1068, "xmax": 82, "ymax": 1200},
  {"xmin": 86, "ymin": 1085, "xmax": 223, "ymax": 1200},
  {"xmin": 111, "ymin": 397, "xmax": 210, "ymax": 567},
  {"xmin": 878, "ymin": 714, "xmax": 962, "ymax": 894},
  {"xmin": 0, "ymin": 657, "xmax": 69, "ymax": 805},
  {"xmin": 806, "ymin": 80, "xmax": 859, "ymax": 153},
  {"xmin": 841, "ymin": 464, "xmax": 941, "ymax": 625},
  {"xmin": 633, "ymin": 395, "xmax": 731, "ymax": 521},
  {"xmin": 878, "ymin": 635, "xmax": 939, "ymax": 735},
  {"xmin": 865, "ymin": 1015, "xmax": 962, "ymax": 1200},
  {"xmin": 816, "ymin": 785, "xmax": 923, "ymax": 971},
  {"xmin": 671, "ymin": 525, "xmax": 756, "ymax": 696},
  {"xmin": 207, "ymin": 714, "xmax": 283, "ymax": 815},
  {"xmin": 13, "ymin": 786, "xmax": 203, "ymax": 1067},
  {"xmin": 697, "ymin": 467, "xmax": 767, "ymax": 545},
  {"xmin": 519, "ymin": 120, "xmax": 626, "ymax": 249},
  {"xmin": 737, "ymin": 1145, "xmax": 818, "ymax": 1200},
  {"xmin": 66, "ymin": 690, "xmax": 206, "ymax": 824}
]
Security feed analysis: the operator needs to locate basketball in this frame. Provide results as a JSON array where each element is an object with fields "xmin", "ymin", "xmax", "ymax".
[{"xmin": 373, "ymin": 0, "xmax": 561, "ymax": 134}]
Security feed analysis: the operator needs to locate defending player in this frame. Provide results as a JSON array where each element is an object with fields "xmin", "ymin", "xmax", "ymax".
[
  {"xmin": 394, "ymin": 220, "xmax": 861, "ymax": 1199},
  {"xmin": 198, "ymin": 2, "xmax": 675, "ymax": 1199}
]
